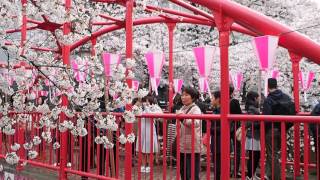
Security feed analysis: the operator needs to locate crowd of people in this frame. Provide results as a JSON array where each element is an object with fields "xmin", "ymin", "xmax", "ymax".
[{"xmin": 132, "ymin": 78, "xmax": 320, "ymax": 180}]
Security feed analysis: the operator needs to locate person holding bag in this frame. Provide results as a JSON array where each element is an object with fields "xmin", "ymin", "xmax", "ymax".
[
  {"xmin": 244, "ymin": 91, "xmax": 261, "ymax": 180},
  {"xmin": 178, "ymin": 86, "xmax": 202, "ymax": 180}
]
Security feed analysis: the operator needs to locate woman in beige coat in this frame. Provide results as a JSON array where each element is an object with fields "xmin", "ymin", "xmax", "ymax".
[{"xmin": 178, "ymin": 86, "xmax": 202, "ymax": 180}]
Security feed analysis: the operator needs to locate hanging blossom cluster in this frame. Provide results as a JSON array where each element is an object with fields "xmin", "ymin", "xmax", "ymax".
[
  {"xmin": 119, "ymin": 133, "xmax": 135, "ymax": 144},
  {"xmin": 95, "ymin": 135, "xmax": 114, "ymax": 149}
]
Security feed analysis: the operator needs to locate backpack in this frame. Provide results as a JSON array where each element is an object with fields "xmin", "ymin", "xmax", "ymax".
[{"xmin": 271, "ymin": 98, "xmax": 296, "ymax": 130}]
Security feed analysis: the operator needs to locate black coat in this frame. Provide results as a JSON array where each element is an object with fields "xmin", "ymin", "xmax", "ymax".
[
  {"xmin": 245, "ymin": 105, "xmax": 260, "ymax": 139},
  {"xmin": 230, "ymin": 98, "xmax": 242, "ymax": 134},
  {"xmin": 262, "ymin": 89, "xmax": 292, "ymax": 115},
  {"xmin": 310, "ymin": 102, "xmax": 320, "ymax": 138},
  {"xmin": 262, "ymin": 89, "xmax": 292, "ymax": 131}
]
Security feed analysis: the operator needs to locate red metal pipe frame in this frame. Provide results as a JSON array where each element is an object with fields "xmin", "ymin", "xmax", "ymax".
[
  {"xmin": 4, "ymin": 41, "xmax": 58, "ymax": 52},
  {"xmin": 6, "ymin": 26, "xmax": 39, "ymax": 34},
  {"xmin": 215, "ymin": 11, "xmax": 233, "ymax": 179},
  {"xmin": 290, "ymin": 51, "xmax": 303, "ymax": 177},
  {"xmin": 124, "ymin": 0, "xmax": 134, "ymax": 180},
  {"xmin": 146, "ymin": 5, "xmax": 212, "ymax": 22},
  {"xmin": 59, "ymin": 1, "xmax": 71, "ymax": 179},
  {"xmin": 167, "ymin": 23, "xmax": 176, "ymax": 112},
  {"xmin": 189, "ymin": 0, "xmax": 320, "ymax": 63},
  {"xmin": 70, "ymin": 16, "xmax": 254, "ymax": 52},
  {"xmin": 169, "ymin": 0, "xmax": 214, "ymax": 21},
  {"xmin": 65, "ymin": 169, "xmax": 118, "ymax": 180},
  {"xmin": 16, "ymin": 0, "xmax": 27, "ymax": 171},
  {"xmin": 99, "ymin": 14, "xmax": 123, "ymax": 23}
]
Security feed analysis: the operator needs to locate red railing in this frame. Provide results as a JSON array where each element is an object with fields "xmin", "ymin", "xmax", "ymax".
[{"xmin": 0, "ymin": 112, "xmax": 319, "ymax": 180}]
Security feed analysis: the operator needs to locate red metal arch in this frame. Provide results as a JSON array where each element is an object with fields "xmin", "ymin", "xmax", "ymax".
[
  {"xmin": 70, "ymin": 0, "xmax": 320, "ymax": 64},
  {"xmin": 71, "ymin": 16, "xmax": 255, "ymax": 51},
  {"xmin": 190, "ymin": 0, "xmax": 320, "ymax": 63}
]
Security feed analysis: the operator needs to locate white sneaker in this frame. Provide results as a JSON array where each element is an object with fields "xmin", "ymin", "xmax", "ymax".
[
  {"xmin": 145, "ymin": 166, "xmax": 150, "ymax": 173},
  {"xmin": 140, "ymin": 166, "xmax": 146, "ymax": 173}
]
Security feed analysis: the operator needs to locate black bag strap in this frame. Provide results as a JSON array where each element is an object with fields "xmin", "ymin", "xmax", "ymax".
[{"xmin": 185, "ymin": 105, "xmax": 196, "ymax": 114}]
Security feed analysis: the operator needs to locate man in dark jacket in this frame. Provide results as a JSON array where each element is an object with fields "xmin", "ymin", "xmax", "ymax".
[
  {"xmin": 210, "ymin": 91, "xmax": 221, "ymax": 180},
  {"xmin": 210, "ymin": 87, "xmax": 243, "ymax": 179},
  {"xmin": 310, "ymin": 101, "xmax": 320, "ymax": 175},
  {"xmin": 262, "ymin": 78, "xmax": 293, "ymax": 180}
]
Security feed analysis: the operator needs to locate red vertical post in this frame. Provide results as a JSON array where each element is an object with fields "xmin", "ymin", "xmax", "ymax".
[
  {"xmin": 260, "ymin": 122, "xmax": 266, "ymax": 180},
  {"xmin": 303, "ymin": 124, "xmax": 309, "ymax": 180},
  {"xmin": 162, "ymin": 119, "xmax": 167, "ymax": 180},
  {"xmin": 125, "ymin": 1, "xmax": 134, "ymax": 179},
  {"xmin": 191, "ymin": 122, "xmax": 195, "ymax": 180},
  {"xmin": 289, "ymin": 51, "xmax": 302, "ymax": 177},
  {"xmin": 150, "ymin": 118, "xmax": 154, "ymax": 180},
  {"xmin": 16, "ymin": 0, "xmax": 27, "ymax": 171},
  {"xmin": 281, "ymin": 122, "xmax": 287, "ymax": 180},
  {"xmin": 206, "ymin": 120, "xmax": 211, "ymax": 180},
  {"xmin": 60, "ymin": 1, "xmax": 71, "ymax": 177},
  {"xmin": 176, "ymin": 120, "xmax": 181, "ymax": 180},
  {"xmin": 59, "ymin": 45, "xmax": 70, "ymax": 180},
  {"xmin": 166, "ymin": 23, "xmax": 176, "ymax": 112},
  {"xmin": 87, "ymin": 121, "xmax": 92, "ymax": 171},
  {"xmin": 215, "ymin": 12, "xmax": 233, "ymax": 180}
]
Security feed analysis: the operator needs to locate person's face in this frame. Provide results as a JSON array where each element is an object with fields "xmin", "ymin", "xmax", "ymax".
[
  {"xmin": 181, "ymin": 91, "xmax": 193, "ymax": 106},
  {"xmin": 135, "ymin": 101, "xmax": 142, "ymax": 107},
  {"xmin": 211, "ymin": 96, "xmax": 220, "ymax": 107},
  {"xmin": 142, "ymin": 100, "xmax": 150, "ymax": 107}
]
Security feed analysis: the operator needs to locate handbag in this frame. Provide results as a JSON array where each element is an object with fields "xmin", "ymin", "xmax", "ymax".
[
  {"xmin": 236, "ymin": 127, "xmax": 246, "ymax": 142},
  {"xmin": 171, "ymin": 105, "xmax": 195, "ymax": 158}
]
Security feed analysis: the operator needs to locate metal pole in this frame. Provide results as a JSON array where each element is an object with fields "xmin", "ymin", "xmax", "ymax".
[
  {"xmin": 125, "ymin": 0, "xmax": 134, "ymax": 180},
  {"xmin": 59, "ymin": 0, "xmax": 71, "ymax": 179},
  {"xmin": 215, "ymin": 13, "xmax": 233, "ymax": 180},
  {"xmin": 16, "ymin": 0, "xmax": 27, "ymax": 171},
  {"xmin": 258, "ymin": 70, "xmax": 262, "ymax": 106},
  {"xmin": 166, "ymin": 23, "xmax": 176, "ymax": 112},
  {"xmin": 289, "ymin": 52, "xmax": 302, "ymax": 177}
]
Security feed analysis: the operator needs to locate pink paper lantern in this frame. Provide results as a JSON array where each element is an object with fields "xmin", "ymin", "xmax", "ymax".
[
  {"xmin": 145, "ymin": 51, "xmax": 165, "ymax": 95},
  {"xmin": 230, "ymin": 72, "xmax": 243, "ymax": 91},
  {"xmin": 173, "ymin": 79, "xmax": 183, "ymax": 94},
  {"xmin": 268, "ymin": 69, "xmax": 279, "ymax": 79},
  {"xmin": 102, "ymin": 52, "xmax": 121, "ymax": 77},
  {"xmin": 145, "ymin": 51, "xmax": 165, "ymax": 78},
  {"xmin": 132, "ymin": 80, "xmax": 140, "ymax": 92},
  {"xmin": 299, "ymin": 71, "xmax": 315, "ymax": 91},
  {"xmin": 198, "ymin": 77, "xmax": 210, "ymax": 94},
  {"xmin": 193, "ymin": 46, "xmax": 215, "ymax": 77},
  {"xmin": 150, "ymin": 77, "xmax": 161, "ymax": 95},
  {"xmin": 71, "ymin": 59, "xmax": 89, "ymax": 82},
  {"xmin": 252, "ymin": 35, "xmax": 279, "ymax": 71}
]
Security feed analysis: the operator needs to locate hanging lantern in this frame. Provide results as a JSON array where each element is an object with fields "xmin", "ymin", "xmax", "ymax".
[
  {"xmin": 198, "ymin": 77, "xmax": 211, "ymax": 99},
  {"xmin": 132, "ymin": 80, "xmax": 140, "ymax": 92},
  {"xmin": 230, "ymin": 72, "xmax": 243, "ymax": 91},
  {"xmin": 193, "ymin": 46, "xmax": 215, "ymax": 78},
  {"xmin": 299, "ymin": 71, "xmax": 315, "ymax": 102},
  {"xmin": 71, "ymin": 59, "xmax": 88, "ymax": 82},
  {"xmin": 252, "ymin": 35, "xmax": 279, "ymax": 96},
  {"xmin": 102, "ymin": 52, "xmax": 121, "ymax": 77},
  {"xmin": 252, "ymin": 35, "xmax": 279, "ymax": 71},
  {"xmin": 150, "ymin": 77, "xmax": 161, "ymax": 95},
  {"xmin": 145, "ymin": 51, "xmax": 165, "ymax": 95},
  {"xmin": 268, "ymin": 69, "xmax": 279, "ymax": 79},
  {"xmin": 193, "ymin": 46, "xmax": 214, "ymax": 97},
  {"xmin": 173, "ymin": 79, "xmax": 183, "ymax": 94}
]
